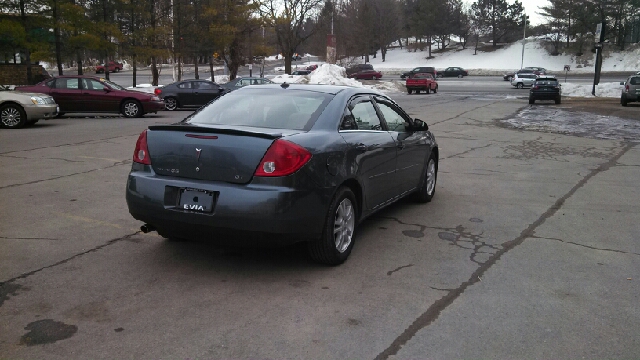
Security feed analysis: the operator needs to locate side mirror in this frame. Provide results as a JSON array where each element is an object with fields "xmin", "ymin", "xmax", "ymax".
[{"xmin": 412, "ymin": 118, "xmax": 428, "ymax": 131}]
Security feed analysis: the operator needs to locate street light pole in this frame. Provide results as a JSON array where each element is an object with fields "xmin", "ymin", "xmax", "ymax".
[{"xmin": 520, "ymin": 13, "xmax": 526, "ymax": 69}]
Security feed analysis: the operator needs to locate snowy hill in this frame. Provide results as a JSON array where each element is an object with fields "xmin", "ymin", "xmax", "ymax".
[{"xmin": 366, "ymin": 40, "xmax": 640, "ymax": 74}]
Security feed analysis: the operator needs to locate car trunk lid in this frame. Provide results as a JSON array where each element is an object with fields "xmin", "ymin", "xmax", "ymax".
[{"xmin": 146, "ymin": 124, "xmax": 296, "ymax": 184}]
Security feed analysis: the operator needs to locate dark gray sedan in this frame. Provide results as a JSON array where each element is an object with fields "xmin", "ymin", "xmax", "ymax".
[
  {"xmin": 157, "ymin": 79, "xmax": 226, "ymax": 110},
  {"xmin": 126, "ymin": 84, "xmax": 439, "ymax": 265}
]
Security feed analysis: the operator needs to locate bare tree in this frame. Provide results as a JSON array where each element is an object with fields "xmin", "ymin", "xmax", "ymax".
[{"xmin": 258, "ymin": 0, "xmax": 324, "ymax": 74}]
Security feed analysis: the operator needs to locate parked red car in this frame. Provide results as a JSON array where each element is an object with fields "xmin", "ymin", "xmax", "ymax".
[
  {"xmin": 306, "ymin": 64, "xmax": 318, "ymax": 71},
  {"xmin": 347, "ymin": 69, "xmax": 382, "ymax": 80},
  {"xmin": 96, "ymin": 61, "xmax": 123, "ymax": 73},
  {"xmin": 16, "ymin": 75, "xmax": 165, "ymax": 118},
  {"xmin": 406, "ymin": 73, "xmax": 438, "ymax": 94}
]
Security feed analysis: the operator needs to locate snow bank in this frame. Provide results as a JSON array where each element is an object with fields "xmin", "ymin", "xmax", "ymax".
[{"xmin": 562, "ymin": 82, "xmax": 624, "ymax": 98}]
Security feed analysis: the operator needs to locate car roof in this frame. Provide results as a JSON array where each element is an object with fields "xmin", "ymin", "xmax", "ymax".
[{"xmin": 245, "ymin": 83, "xmax": 383, "ymax": 96}]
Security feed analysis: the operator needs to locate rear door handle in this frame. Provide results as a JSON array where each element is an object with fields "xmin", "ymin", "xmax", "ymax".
[{"xmin": 355, "ymin": 144, "xmax": 367, "ymax": 151}]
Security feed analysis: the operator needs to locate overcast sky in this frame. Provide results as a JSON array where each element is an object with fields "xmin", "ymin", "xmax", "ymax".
[{"xmin": 463, "ymin": 0, "xmax": 550, "ymax": 26}]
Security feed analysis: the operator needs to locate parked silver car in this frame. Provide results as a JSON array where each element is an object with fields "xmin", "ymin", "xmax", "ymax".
[
  {"xmin": 0, "ymin": 85, "xmax": 58, "ymax": 129},
  {"xmin": 620, "ymin": 74, "xmax": 640, "ymax": 106},
  {"xmin": 511, "ymin": 73, "xmax": 538, "ymax": 89}
]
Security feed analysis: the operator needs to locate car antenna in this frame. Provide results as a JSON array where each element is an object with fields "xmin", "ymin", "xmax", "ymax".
[{"xmin": 281, "ymin": 82, "xmax": 289, "ymax": 89}]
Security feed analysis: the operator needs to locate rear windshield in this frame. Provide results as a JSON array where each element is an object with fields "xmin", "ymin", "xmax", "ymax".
[{"xmin": 185, "ymin": 88, "xmax": 333, "ymax": 131}]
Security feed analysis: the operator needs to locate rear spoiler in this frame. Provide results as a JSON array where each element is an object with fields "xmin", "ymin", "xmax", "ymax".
[{"xmin": 148, "ymin": 124, "xmax": 283, "ymax": 140}]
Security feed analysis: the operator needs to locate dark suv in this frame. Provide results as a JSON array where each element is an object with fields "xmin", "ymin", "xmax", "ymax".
[
  {"xmin": 346, "ymin": 64, "xmax": 374, "ymax": 76},
  {"xmin": 401, "ymin": 66, "xmax": 437, "ymax": 79},
  {"xmin": 529, "ymin": 76, "xmax": 561, "ymax": 104}
]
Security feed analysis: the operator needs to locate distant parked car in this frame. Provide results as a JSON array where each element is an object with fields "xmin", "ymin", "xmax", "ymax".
[
  {"xmin": 347, "ymin": 69, "xmax": 382, "ymax": 80},
  {"xmin": 16, "ymin": 75, "xmax": 164, "ymax": 118},
  {"xmin": 511, "ymin": 73, "xmax": 538, "ymax": 88},
  {"xmin": 401, "ymin": 67, "xmax": 437, "ymax": 79},
  {"xmin": 96, "ymin": 61, "xmax": 123, "ymax": 73},
  {"xmin": 291, "ymin": 70, "xmax": 312, "ymax": 75},
  {"xmin": 529, "ymin": 76, "xmax": 561, "ymax": 104},
  {"xmin": 439, "ymin": 67, "xmax": 468, "ymax": 78},
  {"xmin": 306, "ymin": 64, "xmax": 318, "ymax": 71},
  {"xmin": 345, "ymin": 64, "xmax": 374, "ymax": 76},
  {"xmin": 156, "ymin": 80, "xmax": 227, "ymax": 111},
  {"xmin": 620, "ymin": 74, "xmax": 640, "ymax": 106},
  {"xmin": 220, "ymin": 77, "xmax": 274, "ymax": 92},
  {"xmin": 0, "ymin": 84, "xmax": 58, "ymax": 129},
  {"xmin": 405, "ymin": 73, "xmax": 438, "ymax": 94}
]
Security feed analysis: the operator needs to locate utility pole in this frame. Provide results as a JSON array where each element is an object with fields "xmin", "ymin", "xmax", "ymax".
[{"xmin": 520, "ymin": 13, "xmax": 526, "ymax": 69}]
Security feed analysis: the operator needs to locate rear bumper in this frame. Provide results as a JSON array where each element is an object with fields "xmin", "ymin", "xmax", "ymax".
[
  {"xmin": 143, "ymin": 100, "xmax": 165, "ymax": 113},
  {"xmin": 24, "ymin": 104, "xmax": 58, "ymax": 121},
  {"xmin": 126, "ymin": 165, "xmax": 330, "ymax": 242},
  {"xmin": 622, "ymin": 92, "xmax": 639, "ymax": 102},
  {"xmin": 530, "ymin": 91, "xmax": 560, "ymax": 100}
]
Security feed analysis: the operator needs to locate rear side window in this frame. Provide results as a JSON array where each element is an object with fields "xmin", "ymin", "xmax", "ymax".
[
  {"xmin": 186, "ymin": 88, "xmax": 333, "ymax": 131},
  {"xmin": 55, "ymin": 78, "xmax": 79, "ymax": 89},
  {"xmin": 178, "ymin": 82, "xmax": 192, "ymax": 89},
  {"xmin": 630, "ymin": 77, "xmax": 640, "ymax": 85}
]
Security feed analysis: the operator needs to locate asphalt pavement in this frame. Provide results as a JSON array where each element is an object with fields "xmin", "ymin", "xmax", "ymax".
[{"xmin": 0, "ymin": 87, "xmax": 638, "ymax": 358}]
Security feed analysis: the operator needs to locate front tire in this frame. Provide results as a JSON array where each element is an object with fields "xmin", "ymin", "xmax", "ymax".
[
  {"xmin": 425, "ymin": 87, "xmax": 430, "ymax": 94},
  {"xmin": 0, "ymin": 104, "xmax": 27, "ymax": 129},
  {"xmin": 122, "ymin": 100, "xmax": 142, "ymax": 118},
  {"xmin": 433, "ymin": 85, "xmax": 438, "ymax": 93},
  {"xmin": 517, "ymin": 83, "xmax": 523, "ymax": 89},
  {"xmin": 414, "ymin": 153, "xmax": 438, "ymax": 203},
  {"xmin": 164, "ymin": 97, "xmax": 178, "ymax": 111},
  {"xmin": 458, "ymin": 74, "xmax": 463, "ymax": 78},
  {"xmin": 308, "ymin": 187, "xmax": 357, "ymax": 266}
]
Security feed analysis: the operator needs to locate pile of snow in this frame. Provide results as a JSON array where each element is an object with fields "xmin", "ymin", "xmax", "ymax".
[
  {"xmin": 207, "ymin": 75, "xmax": 230, "ymax": 84},
  {"xmin": 562, "ymin": 82, "xmax": 624, "ymax": 98},
  {"xmin": 126, "ymin": 84, "xmax": 163, "ymax": 94},
  {"xmin": 308, "ymin": 64, "xmax": 365, "ymax": 87},
  {"xmin": 271, "ymin": 74, "xmax": 308, "ymax": 84}
]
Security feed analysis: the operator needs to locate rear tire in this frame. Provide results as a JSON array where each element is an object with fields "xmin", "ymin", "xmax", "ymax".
[
  {"xmin": 555, "ymin": 96, "xmax": 561, "ymax": 104},
  {"xmin": 308, "ymin": 187, "xmax": 357, "ymax": 266},
  {"xmin": 0, "ymin": 103, "xmax": 27, "ymax": 129},
  {"xmin": 433, "ymin": 85, "xmax": 438, "ymax": 93},
  {"xmin": 425, "ymin": 87, "xmax": 430, "ymax": 94},
  {"xmin": 529, "ymin": 97, "xmax": 535, "ymax": 104},
  {"xmin": 414, "ymin": 152, "xmax": 438, "ymax": 203},
  {"xmin": 621, "ymin": 96, "xmax": 628, "ymax": 107},
  {"xmin": 164, "ymin": 97, "xmax": 178, "ymax": 111},
  {"xmin": 407, "ymin": 89, "xmax": 413, "ymax": 94}
]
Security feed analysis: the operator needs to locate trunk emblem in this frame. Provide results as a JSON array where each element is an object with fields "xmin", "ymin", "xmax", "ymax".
[{"xmin": 195, "ymin": 148, "xmax": 202, "ymax": 161}]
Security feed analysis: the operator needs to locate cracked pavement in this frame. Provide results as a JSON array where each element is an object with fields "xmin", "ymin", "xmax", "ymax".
[{"xmin": 0, "ymin": 95, "xmax": 638, "ymax": 359}]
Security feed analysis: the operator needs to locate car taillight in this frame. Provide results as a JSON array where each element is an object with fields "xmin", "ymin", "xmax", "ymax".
[
  {"xmin": 133, "ymin": 130, "xmax": 151, "ymax": 165},
  {"xmin": 254, "ymin": 139, "xmax": 311, "ymax": 177},
  {"xmin": 154, "ymin": 88, "xmax": 162, "ymax": 96},
  {"xmin": 625, "ymin": 84, "xmax": 630, "ymax": 93},
  {"xmin": 532, "ymin": 85, "xmax": 539, "ymax": 90}
]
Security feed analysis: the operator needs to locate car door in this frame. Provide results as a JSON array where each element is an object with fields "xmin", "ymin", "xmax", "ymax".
[
  {"xmin": 81, "ymin": 78, "xmax": 115, "ymax": 112},
  {"xmin": 50, "ymin": 78, "xmax": 83, "ymax": 112},
  {"xmin": 176, "ymin": 81, "xmax": 195, "ymax": 106},
  {"xmin": 444, "ymin": 67, "xmax": 453, "ymax": 77},
  {"xmin": 338, "ymin": 95, "xmax": 398, "ymax": 210},
  {"xmin": 192, "ymin": 81, "xmax": 223, "ymax": 106},
  {"xmin": 374, "ymin": 97, "xmax": 429, "ymax": 195},
  {"xmin": 525, "ymin": 74, "xmax": 537, "ymax": 86}
]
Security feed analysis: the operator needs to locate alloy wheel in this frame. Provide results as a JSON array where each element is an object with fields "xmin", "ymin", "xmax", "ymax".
[
  {"xmin": 123, "ymin": 102, "xmax": 139, "ymax": 117},
  {"xmin": 165, "ymin": 98, "xmax": 177, "ymax": 111},
  {"xmin": 1, "ymin": 106, "xmax": 22, "ymax": 127},
  {"xmin": 426, "ymin": 159, "xmax": 436, "ymax": 195},
  {"xmin": 333, "ymin": 198, "xmax": 355, "ymax": 253}
]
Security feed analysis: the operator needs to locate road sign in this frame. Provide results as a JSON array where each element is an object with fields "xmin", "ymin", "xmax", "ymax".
[{"xmin": 564, "ymin": 65, "xmax": 570, "ymax": 71}]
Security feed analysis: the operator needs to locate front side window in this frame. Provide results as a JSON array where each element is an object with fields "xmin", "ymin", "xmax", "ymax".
[
  {"xmin": 376, "ymin": 101, "xmax": 408, "ymax": 132},
  {"xmin": 83, "ymin": 79, "xmax": 106, "ymax": 91}
]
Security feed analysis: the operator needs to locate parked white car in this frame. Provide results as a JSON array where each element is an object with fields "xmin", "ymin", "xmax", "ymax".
[{"xmin": 0, "ymin": 84, "xmax": 58, "ymax": 129}]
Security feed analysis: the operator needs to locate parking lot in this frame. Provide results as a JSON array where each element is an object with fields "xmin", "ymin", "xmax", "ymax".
[{"xmin": 1, "ymin": 91, "xmax": 639, "ymax": 358}]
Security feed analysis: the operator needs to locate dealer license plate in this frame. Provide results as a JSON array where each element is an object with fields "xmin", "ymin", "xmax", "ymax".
[{"xmin": 179, "ymin": 188, "xmax": 214, "ymax": 213}]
